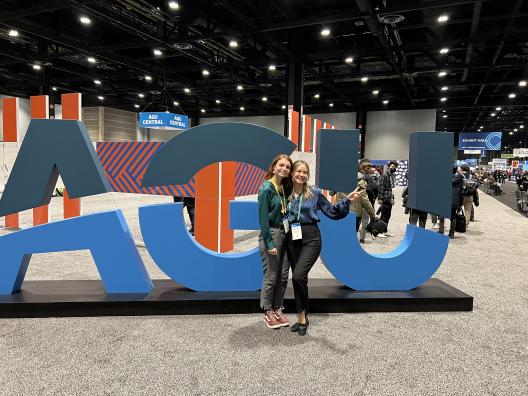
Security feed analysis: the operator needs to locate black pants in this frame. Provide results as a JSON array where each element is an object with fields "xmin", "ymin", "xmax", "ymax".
[
  {"xmin": 409, "ymin": 210, "xmax": 427, "ymax": 228},
  {"xmin": 285, "ymin": 224, "xmax": 322, "ymax": 317},
  {"xmin": 439, "ymin": 207, "xmax": 457, "ymax": 236},
  {"xmin": 379, "ymin": 201, "xmax": 393, "ymax": 227},
  {"xmin": 173, "ymin": 196, "xmax": 195, "ymax": 230}
]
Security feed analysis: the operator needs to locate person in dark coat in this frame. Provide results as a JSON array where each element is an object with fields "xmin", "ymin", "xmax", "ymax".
[{"xmin": 438, "ymin": 166, "xmax": 464, "ymax": 239}]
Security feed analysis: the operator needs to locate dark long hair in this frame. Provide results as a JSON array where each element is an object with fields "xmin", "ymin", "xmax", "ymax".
[{"xmin": 263, "ymin": 154, "xmax": 293, "ymax": 196}]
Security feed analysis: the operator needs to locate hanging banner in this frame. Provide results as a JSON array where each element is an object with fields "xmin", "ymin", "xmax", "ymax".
[
  {"xmin": 458, "ymin": 132, "xmax": 502, "ymax": 150},
  {"xmin": 513, "ymin": 148, "xmax": 528, "ymax": 157},
  {"xmin": 139, "ymin": 112, "xmax": 189, "ymax": 130}
]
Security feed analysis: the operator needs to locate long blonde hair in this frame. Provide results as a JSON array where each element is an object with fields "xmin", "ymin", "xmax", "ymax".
[{"xmin": 291, "ymin": 160, "xmax": 313, "ymax": 200}]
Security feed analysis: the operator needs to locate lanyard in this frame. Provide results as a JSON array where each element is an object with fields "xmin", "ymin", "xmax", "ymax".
[
  {"xmin": 289, "ymin": 193, "xmax": 303, "ymax": 222},
  {"xmin": 269, "ymin": 179, "xmax": 287, "ymax": 215}
]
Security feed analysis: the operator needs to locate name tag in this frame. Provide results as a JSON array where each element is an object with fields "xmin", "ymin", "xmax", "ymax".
[
  {"xmin": 291, "ymin": 224, "xmax": 302, "ymax": 240},
  {"xmin": 282, "ymin": 217, "xmax": 290, "ymax": 233}
]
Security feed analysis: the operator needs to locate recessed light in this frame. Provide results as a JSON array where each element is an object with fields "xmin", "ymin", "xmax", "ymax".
[
  {"xmin": 313, "ymin": 93, "xmax": 320, "ymax": 99},
  {"xmin": 491, "ymin": 113, "xmax": 496, "ymax": 116},
  {"xmin": 519, "ymin": 80, "xmax": 527, "ymax": 87},
  {"xmin": 32, "ymin": 64, "xmax": 41, "ymax": 70},
  {"xmin": 173, "ymin": 101, "xmax": 179, "ymax": 106},
  {"xmin": 153, "ymin": 49, "xmax": 162, "ymax": 56},
  {"xmin": 282, "ymin": 105, "xmax": 286, "ymax": 109},
  {"xmin": 509, "ymin": 132, "xmax": 514, "ymax": 135},
  {"xmin": 94, "ymin": 79, "xmax": 101, "ymax": 85},
  {"xmin": 496, "ymin": 107, "xmax": 502, "ymax": 111},
  {"xmin": 236, "ymin": 85, "xmax": 243, "ymax": 91},
  {"xmin": 321, "ymin": 28, "xmax": 331, "ymax": 37},
  {"xmin": 438, "ymin": 14, "xmax": 449, "ymax": 23},
  {"xmin": 229, "ymin": 40, "xmax": 238, "ymax": 48},
  {"xmin": 145, "ymin": 75, "xmax": 152, "ymax": 81},
  {"xmin": 443, "ymin": 115, "xmax": 448, "ymax": 118},
  {"xmin": 268, "ymin": 64, "xmax": 276, "ymax": 71},
  {"xmin": 441, "ymin": 86, "xmax": 448, "ymax": 91},
  {"xmin": 215, "ymin": 99, "xmax": 221, "ymax": 104},
  {"xmin": 442, "ymin": 110, "xmax": 446, "ymax": 113},
  {"xmin": 383, "ymin": 100, "xmax": 389, "ymax": 105},
  {"xmin": 345, "ymin": 57, "xmax": 353, "ymax": 64},
  {"xmin": 240, "ymin": 106, "xmax": 245, "ymax": 111},
  {"xmin": 8, "ymin": 29, "xmax": 19, "ymax": 37},
  {"xmin": 329, "ymin": 103, "xmax": 334, "ymax": 107},
  {"xmin": 52, "ymin": 87, "xmax": 57, "ymax": 91},
  {"xmin": 521, "ymin": 125, "xmax": 525, "ymax": 128},
  {"xmin": 168, "ymin": 1, "xmax": 179, "ymax": 10},
  {"xmin": 514, "ymin": 128, "xmax": 518, "ymax": 131},
  {"xmin": 79, "ymin": 16, "xmax": 92, "ymax": 25},
  {"xmin": 98, "ymin": 96, "xmax": 104, "ymax": 100},
  {"xmin": 184, "ymin": 87, "xmax": 191, "ymax": 93},
  {"xmin": 201, "ymin": 108, "xmax": 206, "ymax": 113},
  {"xmin": 202, "ymin": 69, "xmax": 210, "ymax": 76},
  {"xmin": 87, "ymin": 56, "xmax": 97, "ymax": 64},
  {"xmin": 138, "ymin": 93, "xmax": 145, "ymax": 98},
  {"xmin": 361, "ymin": 76, "xmax": 368, "ymax": 82},
  {"xmin": 438, "ymin": 71, "xmax": 447, "ymax": 77},
  {"xmin": 480, "ymin": 125, "xmax": 484, "ymax": 128},
  {"xmin": 134, "ymin": 104, "xmax": 140, "ymax": 108},
  {"xmin": 262, "ymin": 96, "xmax": 268, "ymax": 102},
  {"xmin": 509, "ymin": 93, "xmax": 516, "ymax": 98},
  {"xmin": 440, "ymin": 97, "xmax": 447, "ymax": 102},
  {"xmin": 440, "ymin": 48, "xmax": 449, "ymax": 54}
]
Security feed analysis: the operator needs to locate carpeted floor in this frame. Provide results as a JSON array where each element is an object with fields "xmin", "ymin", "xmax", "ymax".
[{"xmin": 0, "ymin": 188, "xmax": 527, "ymax": 395}]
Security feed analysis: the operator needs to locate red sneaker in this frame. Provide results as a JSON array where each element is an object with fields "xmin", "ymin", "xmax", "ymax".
[
  {"xmin": 273, "ymin": 307, "xmax": 290, "ymax": 327},
  {"xmin": 263, "ymin": 310, "xmax": 281, "ymax": 329}
]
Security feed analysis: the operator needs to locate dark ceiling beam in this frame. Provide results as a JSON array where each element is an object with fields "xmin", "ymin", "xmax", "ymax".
[
  {"xmin": 0, "ymin": 0, "xmax": 97, "ymax": 22},
  {"xmin": 461, "ymin": 1, "xmax": 482, "ymax": 82}
]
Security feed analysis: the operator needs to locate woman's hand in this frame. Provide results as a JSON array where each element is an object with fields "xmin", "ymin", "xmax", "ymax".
[
  {"xmin": 267, "ymin": 248, "xmax": 278, "ymax": 256},
  {"xmin": 346, "ymin": 191, "xmax": 360, "ymax": 202}
]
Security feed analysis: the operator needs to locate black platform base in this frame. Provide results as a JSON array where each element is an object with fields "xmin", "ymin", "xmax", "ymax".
[{"xmin": 0, "ymin": 278, "xmax": 472, "ymax": 318}]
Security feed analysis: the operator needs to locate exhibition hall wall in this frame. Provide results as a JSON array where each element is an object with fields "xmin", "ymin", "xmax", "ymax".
[{"xmin": 364, "ymin": 109, "xmax": 437, "ymax": 160}]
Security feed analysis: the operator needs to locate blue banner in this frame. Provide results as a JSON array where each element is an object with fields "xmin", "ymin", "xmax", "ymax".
[
  {"xmin": 458, "ymin": 132, "xmax": 502, "ymax": 150},
  {"xmin": 139, "ymin": 112, "xmax": 189, "ymax": 130}
]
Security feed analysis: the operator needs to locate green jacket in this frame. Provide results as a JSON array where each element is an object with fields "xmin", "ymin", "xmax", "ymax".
[
  {"xmin": 336, "ymin": 174, "xmax": 376, "ymax": 219},
  {"xmin": 258, "ymin": 180, "xmax": 286, "ymax": 250}
]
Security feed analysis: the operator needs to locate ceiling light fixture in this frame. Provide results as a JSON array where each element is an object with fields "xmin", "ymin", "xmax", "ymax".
[
  {"xmin": 491, "ymin": 113, "xmax": 496, "ymax": 116},
  {"xmin": 372, "ymin": 90, "xmax": 379, "ymax": 95},
  {"xmin": 329, "ymin": 103, "xmax": 334, "ymax": 107},
  {"xmin": 239, "ymin": 106, "xmax": 245, "ymax": 111},
  {"xmin": 438, "ymin": 14, "xmax": 449, "ymax": 23},
  {"xmin": 440, "ymin": 97, "xmax": 447, "ymax": 102},
  {"xmin": 145, "ymin": 75, "xmax": 152, "ymax": 81},
  {"xmin": 496, "ymin": 107, "xmax": 502, "ymax": 111},
  {"xmin": 173, "ymin": 101, "xmax": 179, "ymax": 106},
  {"xmin": 168, "ymin": 1, "xmax": 180, "ymax": 10},
  {"xmin": 134, "ymin": 104, "xmax": 140, "ymax": 109},
  {"xmin": 138, "ymin": 93, "xmax": 145, "ymax": 98},
  {"xmin": 509, "ymin": 132, "xmax": 514, "ymax": 135},
  {"xmin": 79, "ymin": 16, "xmax": 92, "ymax": 25},
  {"xmin": 345, "ymin": 56, "xmax": 353, "ymax": 64},
  {"xmin": 514, "ymin": 128, "xmax": 518, "ymax": 132},
  {"xmin": 438, "ymin": 71, "xmax": 447, "ymax": 77},
  {"xmin": 441, "ymin": 86, "xmax": 448, "ymax": 91},
  {"xmin": 520, "ymin": 125, "xmax": 524, "ymax": 129},
  {"xmin": 32, "ymin": 64, "xmax": 41, "ymax": 70},
  {"xmin": 361, "ymin": 76, "xmax": 368, "ymax": 83},
  {"xmin": 52, "ymin": 87, "xmax": 57, "ymax": 91},
  {"xmin": 229, "ymin": 40, "xmax": 238, "ymax": 48},
  {"xmin": 440, "ymin": 48, "xmax": 449, "ymax": 54},
  {"xmin": 87, "ymin": 56, "xmax": 96, "ymax": 64},
  {"xmin": 184, "ymin": 87, "xmax": 191, "ymax": 93},
  {"xmin": 268, "ymin": 64, "xmax": 276, "ymax": 71},
  {"xmin": 94, "ymin": 79, "xmax": 101, "ymax": 85},
  {"xmin": 8, "ymin": 29, "xmax": 19, "ymax": 37},
  {"xmin": 282, "ymin": 105, "xmax": 286, "ymax": 109},
  {"xmin": 153, "ymin": 49, "xmax": 162, "ymax": 56},
  {"xmin": 321, "ymin": 28, "xmax": 331, "ymax": 37},
  {"xmin": 262, "ymin": 96, "xmax": 268, "ymax": 102},
  {"xmin": 313, "ymin": 93, "xmax": 320, "ymax": 99},
  {"xmin": 383, "ymin": 100, "xmax": 389, "ymax": 105},
  {"xmin": 519, "ymin": 80, "xmax": 527, "ymax": 87},
  {"xmin": 508, "ymin": 93, "xmax": 516, "ymax": 98},
  {"xmin": 236, "ymin": 84, "xmax": 243, "ymax": 91},
  {"xmin": 215, "ymin": 99, "xmax": 221, "ymax": 104},
  {"xmin": 443, "ymin": 115, "xmax": 448, "ymax": 118},
  {"xmin": 98, "ymin": 96, "xmax": 104, "ymax": 101},
  {"xmin": 201, "ymin": 109, "xmax": 206, "ymax": 113},
  {"xmin": 202, "ymin": 69, "xmax": 210, "ymax": 76}
]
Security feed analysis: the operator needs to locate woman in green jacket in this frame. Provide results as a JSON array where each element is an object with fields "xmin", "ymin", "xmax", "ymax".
[{"xmin": 258, "ymin": 154, "xmax": 293, "ymax": 329}]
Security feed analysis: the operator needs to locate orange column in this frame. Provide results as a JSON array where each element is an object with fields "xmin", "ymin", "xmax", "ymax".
[
  {"xmin": 61, "ymin": 93, "xmax": 82, "ymax": 218},
  {"xmin": 195, "ymin": 162, "xmax": 236, "ymax": 253},
  {"xmin": 291, "ymin": 110, "xmax": 299, "ymax": 150},
  {"xmin": 30, "ymin": 95, "xmax": 50, "ymax": 226},
  {"xmin": 302, "ymin": 115, "xmax": 312, "ymax": 152},
  {"xmin": 2, "ymin": 97, "xmax": 20, "ymax": 228}
]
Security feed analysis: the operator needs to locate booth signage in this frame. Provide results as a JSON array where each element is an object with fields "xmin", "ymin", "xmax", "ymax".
[
  {"xmin": 463, "ymin": 149, "xmax": 481, "ymax": 154},
  {"xmin": 492, "ymin": 158, "xmax": 507, "ymax": 171},
  {"xmin": 139, "ymin": 112, "xmax": 189, "ymax": 129},
  {"xmin": 458, "ymin": 132, "xmax": 502, "ymax": 150},
  {"xmin": 501, "ymin": 154, "xmax": 515, "ymax": 159},
  {"xmin": 513, "ymin": 148, "xmax": 528, "ymax": 157}
]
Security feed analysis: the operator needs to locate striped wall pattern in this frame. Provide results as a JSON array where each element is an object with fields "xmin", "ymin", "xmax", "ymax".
[{"xmin": 234, "ymin": 162, "xmax": 266, "ymax": 196}]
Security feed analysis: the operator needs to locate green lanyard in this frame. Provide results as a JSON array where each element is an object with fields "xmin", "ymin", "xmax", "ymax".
[{"xmin": 289, "ymin": 193, "xmax": 303, "ymax": 222}]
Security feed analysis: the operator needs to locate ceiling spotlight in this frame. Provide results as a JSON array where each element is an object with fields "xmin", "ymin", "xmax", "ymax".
[
  {"xmin": 173, "ymin": 101, "xmax": 179, "ymax": 106},
  {"xmin": 8, "ymin": 29, "xmax": 19, "ymax": 37},
  {"xmin": 145, "ymin": 75, "xmax": 152, "ymax": 81},
  {"xmin": 361, "ymin": 76, "xmax": 368, "ymax": 83},
  {"xmin": 438, "ymin": 71, "xmax": 447, "ymax": 78},
  {"xmin": 268, "ymin": 64, "xmax": 276, "ymax": 71},
  {"xmin": 441, "ymin": 86, "xmax": 448, "ymax": 91},
  {"xmin": 87, "ymin": 56, "xmax": 97, "ymax": 64},
  {"xmin": 239, "ymin": 106, "xmax": 245, "ymax": 111},
  {"xmin": 202, "ymin": 69, "xmax": 210, "ymax": 76},
  {"xmin": 32, "ymin": 64, "xmax": 41, "ymax": 70},
  {"xmin": 509, "ymin": 132, "xmax": 514, "ymax": 135},
  {"xmin": 519, "ymin": 80, "xmax": 527, "ymax": 87},
  {"xmin": 480, "ymin": 125, "xmax": 484, "ymax": 128},
  {"xmin": 345, "ymin": 57, "xmax": 353, "ymax": 64},
  {"xmin": 229, "ymin": 40, "xmax": 238, "ymax": 48},
  {"xmin": 97, "ymin": 96, "xmax": 104, "ymax": 101},
  {"xmin": 201, "ymin": 109, "xmax": 206, "ymax": 113},
  {"xmin": 508, "ymin": 93, "xmax": 516, "ymax": 98},
  {"xmin": 313, "ymin": 93, "xmax": 320, "ymax": 99},
  {"xmin": 440, "ymin": 97, "xmax": 447, "ymax": 102},
  {"xmin": 153, "ymin": 49, "xmax": 162, "ymax": 56},
  {"xmin": 443, "ymin": 115, "xmax": 448, "ymax": 118},
  {"xmin": 215, "ymin": 99, "xmax": 221, "ymax": 104},
  {"xmin": 184, "ymin": 87, "xmax": 191, "ymax": 93},
  {"xmin": 496, "ymin": 107, "xmax": 502, "ymax": 111},
  {"xmin": 236, "ymin": 85, "xmax": 243, "ymax": 91},
  {"xmin": 514, "ymin": 128, "xmax": 518, "ymax": 132},
  {"xmin": 52, "ymin": 87, "xmax": 57, "ymax": 91},
  {"xmin": 491, "ymin": 113, "xmax": 496, "ymax": 116},
  {"xmin": 329, "ymin": 103, "xmax": 334, "ymax": 107},
  {"xmin": 282, "ymin": 105, "xmax": 286, "ymax": 109},
  {"xmin": 442, "ymin": 110, "xmax": 446, "ymax": 113},
  {"xmin": 262, "ymin": 96, "xmax": 268, "ymax": 102},
  {"xmin": 372, "ymin": 90, "xmax": 379, "ymax": 95},
  {"xmin": 439, "ymin": 48, "xmax": 449, "ymax": 54},
  {"xmin": 521, "ymin": 125, "xmax": 525, "ymax": 129},
  {"xmin": 168, "ymin": 1, "xmax": 179, "ymax": 10},
  {"xmin": 438, "ymin": 14, "xmax": 449, "ymax": 23},
  {"xmin": 79, "ymin": 16, "xmax": 92, "ymax": 25},
  {"xmin": 321, "ymin": 28, "xmax": 331, "ymax": 37},
  {"xmin": 134, "ymin": 104, "xmax": 140, "ymax": 109},
  {"xmin": 138, "ymin": 93, "xmax": 145, "ymax": 98},
  {"xmin": 94, "ymin": 79, "xmax": 101, "ymax": 85}
]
